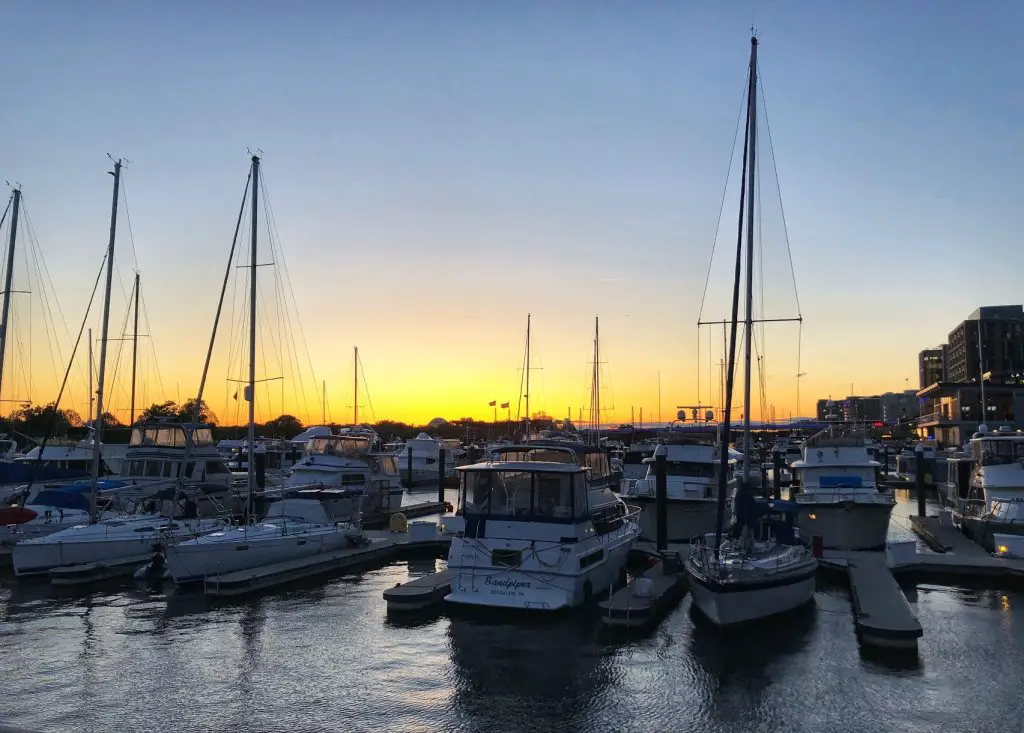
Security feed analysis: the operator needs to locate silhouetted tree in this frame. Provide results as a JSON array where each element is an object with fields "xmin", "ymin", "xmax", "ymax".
[{"xmin": 262, "ymin": 414, "xmax": 303, "ymax": 438}]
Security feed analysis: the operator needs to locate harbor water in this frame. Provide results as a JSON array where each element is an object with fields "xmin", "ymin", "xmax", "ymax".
[{"xmin": 1, "ymin": 494, "xmax": 1021, "ymax": 733}]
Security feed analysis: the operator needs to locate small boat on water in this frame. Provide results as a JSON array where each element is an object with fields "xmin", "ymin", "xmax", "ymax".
[
  {"xmin": 445, "ymin": 460, "xmax": 639, "ymax": 610},
  {"xmin": 951, "ymin": 426, "xmax": 1024, "ymax": 551},
  {"xmin": 165, "ymin": 491, "xmax": 365, "ymax": 584},
  {"xmin": 0, "ymin": 480, "xmax": 124, "ymax": 550},
  {"xmin": 791, "ymin": 430, "xmax": 894, "ymax": 550}
]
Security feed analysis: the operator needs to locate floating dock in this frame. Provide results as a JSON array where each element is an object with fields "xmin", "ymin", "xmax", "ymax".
[
  {"xmin": 48, "ymin": 553, "xmax": 154, "ymax": 587},
  {"xmin": 599, "ymin": 552, "xmax": 688, "ymax": 629},
  {"xmin": 203, "ymin": 528, "xmax": 452, "ymax": 598},
  {"xmin": 363, "ymin": 500, "xmax": 447, "ymax": 529},
  {"xmin": 383, "ymin": 568, "xmax": 455, "ymax": 612},
  {"xmin": 906, "ymin": 515, "xmax": 1024, "ymax": 579},
  {"xmin": 846, "ymin": 554, "xmax": 922, "ymax": 649}
]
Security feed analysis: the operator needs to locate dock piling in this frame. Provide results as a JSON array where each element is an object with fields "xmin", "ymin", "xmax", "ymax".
[
  {"xmin": 772, "ymin": 452, "xmax": 783, "ymax": 500},
  {"xmin": 915, "ymin": 445, "xmax": 926, "ymax": 517},
  {"xmin": 438, "ymin": 447, "xmax": 446, "ymax": 504},
  {"xmin": 882, "ymin": 445, "xmax": 889, "ymax": 477},
  {"xmin": 407, "ymin": 446, "xmax": 414, "ymax": 488},
  {"xmin": 655, "ymin": 450, "xmax": 667, "ymax": 552}
]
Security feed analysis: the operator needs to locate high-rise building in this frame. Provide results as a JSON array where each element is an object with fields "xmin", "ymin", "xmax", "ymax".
[
  {"xmin": 946, "ymin": 305, "xmax": 1024, "ymax": 384},
  {"xmin": 918, "ymin": 347, "xmax": 946, "ymax": 389}
]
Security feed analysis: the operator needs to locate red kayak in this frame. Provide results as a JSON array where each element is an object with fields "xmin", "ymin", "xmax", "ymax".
[{"xmin": 0, "ymin": 506, "xmax": 38, "ymax": 525}]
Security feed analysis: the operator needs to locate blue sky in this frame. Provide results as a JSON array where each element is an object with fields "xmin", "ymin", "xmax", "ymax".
[{"xmin": 0, "ymin": 1, "xmax": 1021, "ymax": 423}]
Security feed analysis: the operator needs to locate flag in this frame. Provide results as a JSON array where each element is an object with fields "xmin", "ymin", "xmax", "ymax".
[
  {"xmin": 488, "ymin": 400, "xmax": 496, "ymax": 407},
  {"xmin": 232, "ymin": 390, "xmax": 238, "ymax": 401},
  {"xmin": 501, "ymin": 402, "xmax": 510, "ymax": 409}
]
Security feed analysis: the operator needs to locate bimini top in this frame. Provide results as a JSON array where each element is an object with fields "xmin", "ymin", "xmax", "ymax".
[{"xmin": 457, "ymin": 460, "xmax": 585, "ymax": 475}]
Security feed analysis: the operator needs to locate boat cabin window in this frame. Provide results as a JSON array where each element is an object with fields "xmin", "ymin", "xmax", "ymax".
[
  {"xmin": 582, "ymin": 453, "xmax": 609, "ymax": 476},
  {"xmin": 340, "ymin": 474, "xmax": 366, "ymax": 486},
  {"xmin": 494, "ymin": 448, "xmax": 573, "ymax": 464},
  {"xmin": 654, "ymin": 461, "xmax": 715, "ymax": 479},
  {"xmin": 974, "ymin": 439, "xmax": 1024, "ymax": 466},
  {"xmin": 378, "ymin": 456, "xmax": 398, "ymax": 475},
  {"xmin": 461, "ymin": 470, "xmax": 581, "ymax": 521}
]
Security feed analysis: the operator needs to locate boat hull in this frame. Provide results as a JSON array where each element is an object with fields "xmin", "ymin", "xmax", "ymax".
[
  {"xmin": 166, "ymin": 529, "xmax": 355, "ymax": 583},
  {"xmin": 687, "ymin": 562, "xmax": 817, "ymax": 627},
  {"xmin": 445, "ymin": 538, "xmax": 632, "ymax": 611},
  {"xmin": 796, "ymin": 501, "xmax": 894, "ymax": 550},
  {"xmin": 959, "ymin": 515, "xmax": 1024, "ymax": 552},
  {"xmin": 631, "ymin": 497, "xmax": 719, "ymax": 543}
]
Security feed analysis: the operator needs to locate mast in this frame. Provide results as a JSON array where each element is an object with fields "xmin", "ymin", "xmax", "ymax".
[
  {"xmin": 741, "ymin": 36, "xmax": 758, "ymax": 484},
  {"xmin": 353, "ymin": 346, "xmax": 358, "ymax": 425},
  {"xmin": 88, "ymin": 328, "xmax": 93, "ymax": 427},
  {"xmin": 525, "ymin": 313, "xmax": 531, "ymax": 439},
  {"xmin": 0, "ymin": 187, "xmax": 21, "ymax": 407},
  {"xmin": 322, "ymin": 380, "xmax": 326, "ymax": 424},
  {"xmin": 90, "ymin": 159, "xmax": 121, "ymax": 523},
  {"xmin": 246, "ymin": 155, "xmax": 259, "ymax": 522},
  {"xmin": 130, "ymin": 271, "xmax": 140, "ymax": 425},
  {"xmin": 591, "ymin": 316, "xmax": 601, "ymax": 445}
]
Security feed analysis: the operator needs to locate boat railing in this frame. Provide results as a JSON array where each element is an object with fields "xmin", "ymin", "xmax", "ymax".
[
  {"xmin": 687, "ymin": 534, "xmax": 805, "ymax": 578},
  {"xmin": 796, "ymin": 486, "xmax": 894, "ymax": 504}
]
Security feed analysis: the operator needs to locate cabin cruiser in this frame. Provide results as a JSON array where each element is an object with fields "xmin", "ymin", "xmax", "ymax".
[
  {"xmin": 445, "ymin": 460, "xmax": 639, "ymax": 610},
  {"xmin": 620, "ymin": 440, "xmax": 658, "ymax": 481},
  {"xmin": 790, "ymin": 432, "xmax": 894, "ymax": 550},
  {"xmin": 283, "ymin": 434, "xmax": 404, "ymax": 519},
  {"xmin": 0, "ymin": 439, "xmax": 120, "ymax": 503},
  {"xmin": 165, "ymin": 490, "xmax": 365, "ymax": 584},
  {"xmin": 950, "ymin": 426, "xmax": 1024, "ymax": 551},
  {"xmin": 393, "ymin": 433, "xmax": 456, "ymax": 484},
  {"xmin": 96, "ymin": 421, "xmax": 235, "ymax": 515},
  {"xmin": 686, "ymin": 493, "xmax": 817, "ymax": 626},
  {"xmin": 485, "ymin": 442, "xmax": 616, "ymax": 491},
  {"xmin": 620, "ymin": 442, "xmax": 729, "ymax": 542}
]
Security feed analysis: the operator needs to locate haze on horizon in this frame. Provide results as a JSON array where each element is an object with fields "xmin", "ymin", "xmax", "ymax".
[{"xmin": 0, "ymin": 1, "xmax": 1021, "ymax": 428}]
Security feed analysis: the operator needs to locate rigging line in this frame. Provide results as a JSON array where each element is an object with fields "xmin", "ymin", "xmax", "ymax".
[
  {"xmin": 516, "ymin": 325, "xmax": 527, "ymax": 423},
  {"xmin": 259, "ymin": 173, "xmax": 317, "ymax": 420},
  {"xmin": 105, "ymin": 275, "xmax": 137, "ymax": 417},
  {"xmin": 19, "ymin": 253, "xmax": 107, "ymax": 502},
  {"xmin": 118, "ymin": 175, "xmax": 141, "ymax": 273},
  {"xmin": 137, "ymin": 288, "xmax": 166, "ymax": 398},
  {"xmin": 697, "ymin": 71, "xmax": 753, "ymax": 323},
  {"xmin": 758, "ymin": 67, "xmax": 802, "ymax": 317},
  {"xmin": 755, "ymin": 133, "xmax": 767, "ymax": 421},
  {"xmin": 357, "ymin": 352, "xmax": 377, "ymax": 423}
]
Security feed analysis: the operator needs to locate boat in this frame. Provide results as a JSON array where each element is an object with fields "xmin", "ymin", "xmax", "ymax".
[
  {"xmin": 950, "ymin": 425, "xmax": 1024, "ymax": 551},
  {"xmin": 685, "ymin": 35, "xmax": 818, "ymax": 627},
  {"xmin": 0, "ymin": 480, "xmax": 123, "ymax": 550},
  {"xmin": 486, "ymin": 441, "xmax": 617, "ymax": 492},
  {"xmin": 620, "ymin": 442, "xmax": 731, "ymax": 542},
  {"xmin": 282, "ymin": 432, "xmax": 404, "ymax": 517},
  {"xmin": 165, "ymin": 491, "xmax": 364, "ymax": 583},
  {"xmin": 160, "ymin": 155, "xmax": 367, "ymax": 582},
  {"xmin": 790, "ymin": 430, "xmax": 894, "ymax": 550},
  {"xmin": 393, "ymin": 432, "xmax": 456, "ymax": 484},
  {"xmin": 445, "ymin": 460, "xmax": 639, "ymax": 610}
]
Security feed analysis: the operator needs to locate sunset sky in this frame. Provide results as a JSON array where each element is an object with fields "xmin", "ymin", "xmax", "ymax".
[{"xmin": 1, "ymin": 1, "xmax": 1022, "ymax": 427}]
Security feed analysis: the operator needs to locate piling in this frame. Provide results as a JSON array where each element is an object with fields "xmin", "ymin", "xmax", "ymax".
[
  {"xmin": 255, "ymin": 451, "xmax": 266, "ymax": 490},
  {"xmin": 772, "ymin": 452, "xmax": 783, "ymax": 500},
  {"xmin": 438, "ymin": 447, "xmax": 446, "ymax": 504},
  {"xmin": 655, "ymin": 450, "xmax": 667, "ymax": 552},
  {"xmin": 915, "ymin": 445, "xmax": 926, "ymax": 516},
  {"xmin": 759, "ymin": 451, "xmax": 768, "ymax": 498},
  {"xmin": 407, "ymin": 446, "xmax": 414, "ymax": 488},
  {"xmin": 882, "ymin": 445, "xmax": 889, "ymax": 477}
]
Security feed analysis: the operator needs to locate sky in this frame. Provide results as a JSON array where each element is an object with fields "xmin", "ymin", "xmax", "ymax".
[{"xmin": 0, "ymin": 1, "xmax": 1021, "ymax": 427}]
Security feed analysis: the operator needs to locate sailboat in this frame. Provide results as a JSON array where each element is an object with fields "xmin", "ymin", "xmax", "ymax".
[
  {"xmin": 12, "ymin": 161, "xmax": 225, "ymax": 577},
  {"xmin": 685, "ymin": 36, "xmax": 818, "ymax": 627},
  {"xmin": 165, "ymin": 155, "xmax": 363, "ymax": 585}
]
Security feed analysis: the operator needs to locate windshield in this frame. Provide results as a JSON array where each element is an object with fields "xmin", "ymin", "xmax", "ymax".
[{"xmin": 460, "ymin": 470, "xmax": 579, "ymax": 520}]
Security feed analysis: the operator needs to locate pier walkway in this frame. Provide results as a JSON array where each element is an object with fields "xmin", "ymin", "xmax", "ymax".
[{"xmin": 846, "ymin": 554, "xmax": 922, "ymax": 649}]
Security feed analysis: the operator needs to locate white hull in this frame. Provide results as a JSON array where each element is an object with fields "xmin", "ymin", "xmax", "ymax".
[
  {"xmin": 797, "ymin": 501, "xmax": 894, "ymax": 550},
  {"xmin": 688, "ymin": 569, "xmax": 816, "ymax": 626},
  {"xmin": 633, "ymin": 498, "xmax": 719, "ymax": 542},
  {"xmin": 446, "ymin": 538, "xmax": 631, "ymax": 611},
  {"xmin": 166, "ymin": 527, "xmax": 355, "ymax": 583}
]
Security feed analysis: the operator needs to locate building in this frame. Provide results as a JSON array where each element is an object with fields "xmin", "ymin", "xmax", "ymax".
[
  {"xmin": 918, "ymin": 347, "xmax": 946, "ymax": 389},
  {"xmin": 880, "ymin": 390, "xmax": 920, "ymax": 424},
  {"xmin": 842, "ymin": 395, "xmax": 883, "ymax": 423},
  {"xmin": 945, "ymin": 305, "xmax": 1024, "ymax": 384},
  {"xmin": 916, "ymin": 382, "xmax": 1024, "ymax": 445}
]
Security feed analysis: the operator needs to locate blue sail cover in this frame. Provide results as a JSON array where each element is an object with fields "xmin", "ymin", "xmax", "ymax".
[
  {"xmin": 0, "ymin": 462, "xmax": 89, "ymax": 485},
  {"xmin": 30, "ymin": 490, "xmax": 91, "ymax": 512}
]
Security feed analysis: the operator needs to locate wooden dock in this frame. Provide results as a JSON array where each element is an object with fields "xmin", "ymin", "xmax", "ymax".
[
  {"xmin": 383, "ymin": 568, "xmax": 455, "ymax": 612},
  {"xmin": 203, "ymin": 529, "xmax": 452, "ymax": 598},
  {"xmin": 846, "ymin": 554, "xmax": 922, "ymax": 649},
  {"xmin": 598, "ymin": 553, "xmax": 688, "ymax": 629}
]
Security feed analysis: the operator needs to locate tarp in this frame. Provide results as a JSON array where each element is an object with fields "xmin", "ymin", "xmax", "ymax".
[
  {"xmin": 31, "ymin": 490, "xmax": 90, "ymax": 512},
  {"xmin": 0, "ymin": 462, "xmax": 89, "ymax": 486}
]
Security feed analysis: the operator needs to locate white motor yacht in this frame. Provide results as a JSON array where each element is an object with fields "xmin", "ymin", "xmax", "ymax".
[
  {"xmin": 284, "ymin": 434, "xmax": 404, "ymax": 519},
  {"xmin": 393, "ymin": 433, "xmax": 456, "ymax": 484},
  {"xmin": 445, "ymin": 460, "xmax": 639, "ymax": 611},
  {"xmin": 790, "ymin": 431, "xmax": 894, "ymax": 550},
  {"xmin": 620, "ymin": 442, "xmax": 730, "ymax": 542},
  {"xmin": 165, "ymin": 491, "xmax": 364, "ymax": 584},
  {"xmin": 951, "ymin": 426, "xmax": 1024, "ymax": 551}
]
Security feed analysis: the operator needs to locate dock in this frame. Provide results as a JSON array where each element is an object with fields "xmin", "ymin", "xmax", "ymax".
[
  {"xmin": 363, "ymin": 500, "xmax": 447, "ymax": 529},
  {"xmin": 383, "ymin": 568, "xmax": 455, "ymax": 611},
  {"xmin": 203, "ymin": 528, "xmax": 453, "ymax": 598},
  {"xmin": 598, "ymin": 552, "xmax": 688, "ymax": 629},
  {"xmin": 846, "ymin": 554, "xmax": 922, "ymax": 649},
  {"xmin": 48, "ymin": 553, "xmax": 154, "ymax": 586}
]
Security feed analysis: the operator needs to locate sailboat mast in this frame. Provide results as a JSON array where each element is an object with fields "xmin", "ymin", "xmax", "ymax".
[
  {"xmin": 741, "ymin": 36, "xmax": 758, "ymax": 482},
  {"xmin": 246, "ymin": 155, "xmax": 260, "ymax": 519},
  {"xmin": 90, "ymin": 159, "xmax": 121, "ymax": 523},
  {"xmin": 353, "ymin": 345, "xmax": 359, "ymax": 425},
  {"xmin": 130, "ymin": 271, "xmax": 140, "ymax": 426},
  {"xmin": 322, "ymin": 380, "xmax": 326, "ymax": 424},
  {"xmin": 525, "ymin": 313, "xmax": 531, "ymax": 438},
  {"xmin": 88, "ymin": 328, "xmax": 93, "ymax": 427},
  {"xmin": 0, "ymin": 188, "xmax": 21, "ymax": 407}
]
